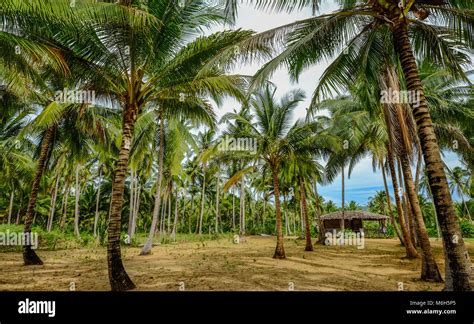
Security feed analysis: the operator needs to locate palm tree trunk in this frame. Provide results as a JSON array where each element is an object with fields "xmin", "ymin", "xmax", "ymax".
[
  {"xmin": 93, "ymin": 168, "xmax": 102, "ymax": 238},
  {"xmin": 283, "ymin": 193, "xmax": 290, "ymax": 236},
  {"xmin": 189, "ymin": 193, "xmax": 194, "ymax": 234},
  {"xmin": 160, "ymin": 195, "xmax": 166, "ymax": 238},
  {"xmin": 393, "ymin": 20, "xmax": 471, "ymax": 291},
  {"xmin": 15, "ymin": 201, "xmax": 22, "ymax": 225},
  {"xmin": 47, "ymin": 175, "xmax": 60, "ymax": 232},
  {"xmin": 172, "ymin": 187, "xmax": 179, "ymax": 241},
  {"xmin": 387, "ymin": 150, "xmax": 419, "ymax": 258},
  {"xmin": 341, "ymin": 164, "xmax": 345, "ymax": 232},
  {"xmin": 167, "ymin": 190, "xmax": 171, "ymax": 235},
  {"xmin": 398, "ymin": 157, "xmax": 416, "ymax": 245},
  {"xmin": 23, "ymin": 126, "xmax": 54, "ymax": 265},
  {"xmin": 400, "ymin": 153, "xmax": 442, "ymax": 282},
  {"xmin": 141, "ymin": 113, "xmax": 165, "ymax": 255},
  {"xmin": 215, "ymin": 171, "xmax": 220, "ymax": 234},
  {"xmin": 240, "ymin": 176, "xmax": 245, "ymax": 235},
  {"xmin": 127, "ymin": 169, "xmax": 135, "ymax": 240},
  {"xmin": 131, "ymin": 184, "xmax": 140, "ymax": 239},
  {"xmin": 7, "ymin": 189, "xmax": 14, "ymax": 225},
  {"xmin": 232, "ymin": 192, "xmax": 236, "ymax": 231},
  {"xmin": 271, "ymin": 164, "xmax": 285, "ymax": 259},
  {"xmin": 74, "ymin": 165, "xmax": 81, "ymax": 239},
  {"xmin": 300, "ymin": 177, "xmax": 313, "ymax": 251},
  {"xmin": 60, "ymin": 179, "xmax": 70, "ymax": 231},
  {"xmin": 198, "ymin": 170, "xmax": 206, "ymax": 235},
  {"xmin": 381, "ymin": 159, "xmax": 404, "ymax": 245},
  {"xmin": 299, "ymin": 195, "xmax": 305, "ymax": 239},
  {"xmin": 107, "ymin": 106, "xmax": 137, "ymax": 291}
]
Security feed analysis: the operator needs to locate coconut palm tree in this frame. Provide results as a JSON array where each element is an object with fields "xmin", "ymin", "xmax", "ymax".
[{"xmin": 222, "ymin": 85, "xmax": 322, "ymax": 258}]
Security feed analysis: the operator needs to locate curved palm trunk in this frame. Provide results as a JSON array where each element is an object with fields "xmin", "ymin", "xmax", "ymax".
[
  {"xmin": 23, "ymin": 126, "xmax": 54, "ymax": 265},
  {"xmin": 93, "ymin": 168, "xmax": 102, "ymax": 238},
  {"xmin": 107, "ymin": 107, "xmax": 137, "ymax": 291},
  {"xmin": 271, "ymin": 164, "xmax": 285, "ymax": 259},
  {"xmin": 300, "ymin": 177, "xmax": 313, "ymax": 251},
  {"xmin": 387, "ymin": 151, "xmax": 419, "ymax": 258},
  {"xmin": 393, "ymin": 22, "xmax": 471, "ymax": 290},
  {"xmin": 400, "ymin": 153, "xmax": 442, "ymax": 282},
  {"xmin": 381, "ymin": 160, "xmax": 404, "ymax": 245},
  {"xmin": 141, "ymin": 114, "xmax": 165, "ymax": 255}
]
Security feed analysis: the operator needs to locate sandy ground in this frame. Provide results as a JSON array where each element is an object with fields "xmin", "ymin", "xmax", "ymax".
[{"xmin": 1, "ymin": 237, "xmax": 473, "ymax": 291}]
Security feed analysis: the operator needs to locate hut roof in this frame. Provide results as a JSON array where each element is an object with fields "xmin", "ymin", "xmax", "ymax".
[{"xmin": 320, "ymin": 210, "xmax": 389, "ymax": 221}]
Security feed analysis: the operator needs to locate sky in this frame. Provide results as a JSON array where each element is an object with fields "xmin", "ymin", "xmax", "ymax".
[{"xmin": 209, "ymin": 2, "xmax": 465, "ymax": 206}]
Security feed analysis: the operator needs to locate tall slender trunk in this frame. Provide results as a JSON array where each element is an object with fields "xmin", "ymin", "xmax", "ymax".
[
  {"xmin": 198, "ymin": 169, "xmax": 206, "ymax": 235},
  {"xmin": 300, "ymin": 177, "xmax": 313, "ymax": 251},
  {"xmin": 23, "ymin": 126, "xmax": 54, "ymax": 265},
  {"xmin": 93, "ymin": 168, "xmax": 102, "ymax": 238},
  {"xmin": 215, "ymin": 170, "xmax": 220, "ymax": 234},
  {"xmin": 74, "ymin": 165, "xmax": 81, "ymax": 239},
  {"xmin": 127, "ymin": 169, "xmax": 135, "ymax": 240},
  {"xmin": 398, "ymin": 157, "xmax": 415, "ymax": 245},
  {"xmin": 15, "ymin": 201, "xmax": 22, "ymax": 225},
  {"xmin": 263, "ymin": 196, "xmax": 267, "ymax": 229},
  {"xmin": 60, "ymin": 179, "xmax": 70, "ymax": 231},
  {"xmin": 131, "ymin": 184, "xmax": 140, "ymax": 239},
  {"xmin": 141, "ymin": 113, "xmax": 165, "ymax": 255},
  {"xmin": 387, "ymin": 150, "xmax": 419, "ymax": 258},
  {"xmin": 400, "ymin": 153, "xmax": 442, "ymax": 282},
  {"xmin": 47, "ymin": 175, "xmax": 60, "ymax": 232},
  {"xmin": 299, "ymin": 194, "xmax": 305, "ymax": 239},
  {"xmin": 271, "ymin": 163, "xmax": 285, "ymax": 259},
  {"xmin": 393, "ymin": 20, "xmax": 471, "ymax": 291},
  {"xmin": 341, "ymin": 164, "xmax": 345, "ymax": 232},
  {"xmin": 7, "ymin": 189, "xmax": 14, "ymax": 225},
  {"xmin": 283, "ymin": 193, "xmax": 291, "ymax": 236},
  {"xmin": 189, "ymin": 193, "xmax": 194, "ymax": 234},
  {"xmin": 107, "ymin": 105, "xmax": 137, "ymax": 291},
  {"xmin": 239, "ymin": 176, "xmax": 245, "ymax": 235},
  {"xmin": 160, "ymin": 195, "xmax": 166, "ymax": 238},
  {"xmin": 167, "ymin": 190, "xmax": 171, "ymax": 235},
  {"xmin": 172, "ymin": 187, "xmax": 179, "ymax": 241},
  {"xmin": 381, "ymin": 159, "xmax": 404, "ymax": 244},
  {"xmin": 414, "ymin": 148, "xmax": 422, "ymax": 192},
  {"xmin": 232, "ymin": 192, "xmax": 236, "ymax": 231}
]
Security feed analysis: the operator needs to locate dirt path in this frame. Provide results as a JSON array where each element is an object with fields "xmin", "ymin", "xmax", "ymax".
[{"xmin": 1, "ymin": 237, "xmax": 472, "ymax": 291}]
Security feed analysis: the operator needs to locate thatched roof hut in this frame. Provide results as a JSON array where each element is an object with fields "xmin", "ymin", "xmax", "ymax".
[
  {"xmin": 320, "ymin": 211, "xmax": 389, "ymax": 221},
  {"xmin": 320, "ymin": 210, "xmax": 389, "ymax": 234}
]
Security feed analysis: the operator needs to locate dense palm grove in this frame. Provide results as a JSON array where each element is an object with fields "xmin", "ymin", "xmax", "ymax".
[{"xmin": 0, "ymin": 0, "xmax": 473, "ymax": 291}]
